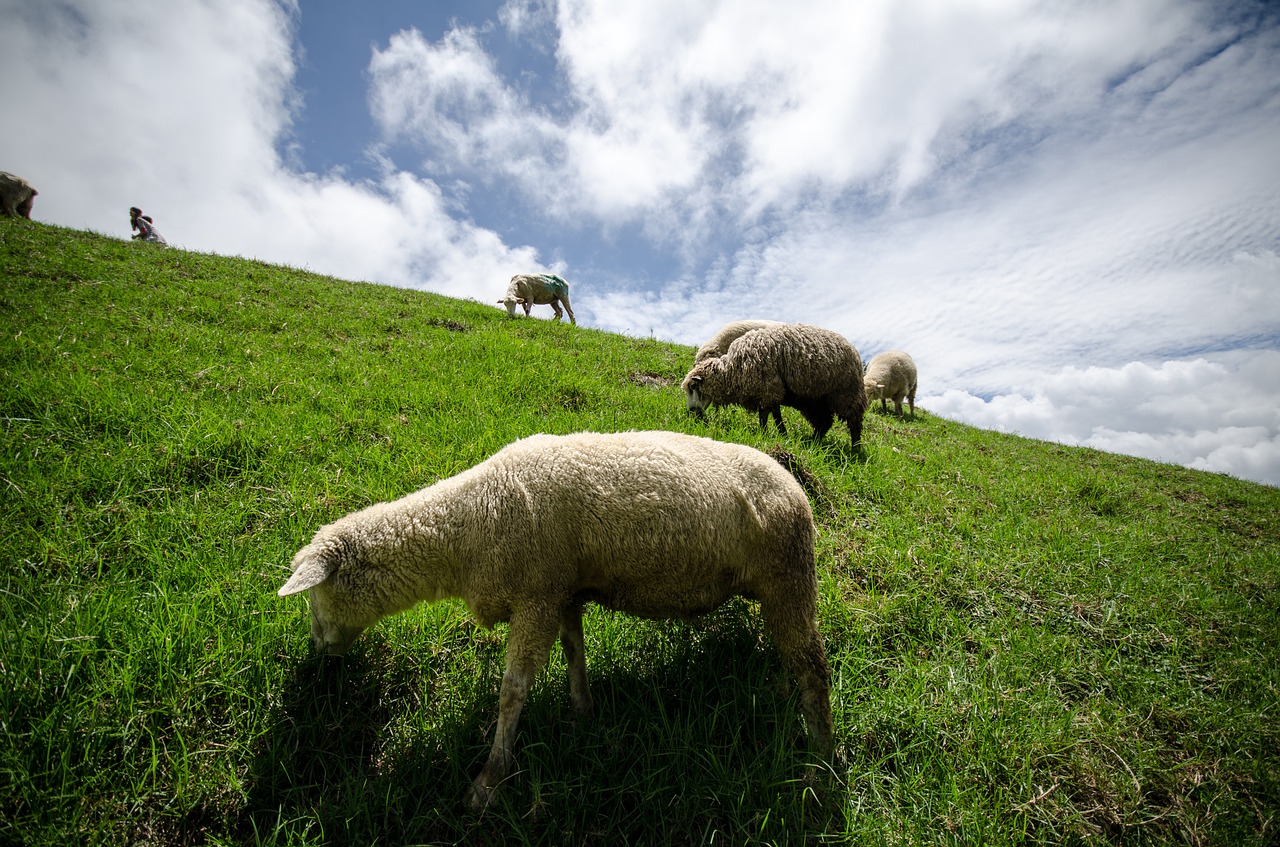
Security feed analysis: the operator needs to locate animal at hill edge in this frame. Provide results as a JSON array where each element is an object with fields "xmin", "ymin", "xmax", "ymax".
[
  {"xmin": 499, "ymin": 273, "xmax": 575, "ymax": 324},
  {"xmin": 864, "ymin": 349, "xmax": 918, "ymax": 417},
  {"xmin": 0, "ymin": 171, "xmax": 37, "ymax": 218}
]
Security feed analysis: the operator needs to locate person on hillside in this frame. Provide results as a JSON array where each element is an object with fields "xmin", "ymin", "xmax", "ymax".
[{"xmin": 129, "ymin": 206, "xmax": 167, "ymax": 245}]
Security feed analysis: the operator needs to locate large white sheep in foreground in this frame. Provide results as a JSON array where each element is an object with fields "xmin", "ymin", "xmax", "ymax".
[
  {"xmin": 682, "ymin": 323, "xmax": 868, "ymax": 448},
  {"xmin": 693, "ymin": 319, "xmax": 785, "ymax": 363},
  {"xmin": 278, "ymin": 430, "xmax": 832, "ymax": 808},
  {"xmin": 498, "ymin": 273, "xmax": 576, "ymax": 324},
  {"xmin": 864, "ymin": 349, "xmax": 918, "ymax": 417},
  {"xmin": 0, "ymin": 171, "xmax": 37, "ymax": 218}
]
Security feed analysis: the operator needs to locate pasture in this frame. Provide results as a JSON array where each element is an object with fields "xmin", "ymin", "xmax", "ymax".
[{"xmin": 1, "ymin": 220, "xmax": 1277, "ymax": 845}]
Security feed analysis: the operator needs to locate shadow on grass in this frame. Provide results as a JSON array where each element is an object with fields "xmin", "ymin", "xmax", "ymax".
[{"xmin": 242, "ymin": 605, "xmax": 844, "ymax": 844}]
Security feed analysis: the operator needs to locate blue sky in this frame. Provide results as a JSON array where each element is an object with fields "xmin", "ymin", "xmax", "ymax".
[{"xmin": 2, "ymin": 0, "xmax": 1279, "ymax": 486}]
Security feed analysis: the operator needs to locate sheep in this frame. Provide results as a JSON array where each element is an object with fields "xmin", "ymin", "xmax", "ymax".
[
  {"xmin": 0, "ymin": 171, "xmax": 37, "ymax": 218},
  {"xmin": 681, "ymin": 323, "xmax": 868, "ymax": 448},
  {"xmin": 278, "ymin": 430, "xmax": 832, "ymax": 808},
  {"xmin": 498, "ymin": 273, "xmax": 576, "ymax": 324},
  {"xmin": 864, "ymin": 349, "xmax": 918, "ymax": 417},
  {"xmin": 693, "ymin": 319, "xmax": 784, "ymax": 364}
]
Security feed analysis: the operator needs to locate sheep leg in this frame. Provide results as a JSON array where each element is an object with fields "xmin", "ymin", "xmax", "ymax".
[
  {"xmin": 559, "ymin": 604, "xmax": 594, "ymax": 715},
  {"xmin": 802, "ymin": 408, "xmax": 835, "ymax": 440},
  {"xmin": 550, "ymin": 300, "xmax": 564, "ymax": 321},
  {"xmin": 759, "ymin": 596, "xmax": 834, "ymax": 758},
  {"xmin": 759, "ymin": 407, "xmax": 786, "ymax": 434},
  {"xmin": 560, "ymin": 296, "xmax": 576, "ymax": 325},
  {"xmin": 907, "ymin": 388, "xmax": 916, "ymax": 417},
  {"xmin": 467, "ymin": 612, "xmax": 559, "ymax": 810}
]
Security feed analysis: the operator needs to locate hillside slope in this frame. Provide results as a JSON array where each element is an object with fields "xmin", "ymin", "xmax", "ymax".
[{"xmin": 2, "ymin": 220, "xmax": 1277, "ymax": 846}]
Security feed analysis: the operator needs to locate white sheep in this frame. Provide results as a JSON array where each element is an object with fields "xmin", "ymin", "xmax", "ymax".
[
  {"xmin": 0, "ymin": 171, "xmax": 37, "ymax": 218},
  {"xmin": 681, "ymin": 323, "xmax": 869, "ymax": 448},
  {"xmin": 278, "ymin": 430, "xmax": 832, "ymax": 808},
  {"xmin": 498, "ymin": 273, "xmax": 576, "ymax": 324},
  {"xmin": 864, "ymin": 349, "xmax": 918, "ymax": 417},
  {"xmin": 693, "ymin": 319, "xmax": 785, "ymax": 363}
]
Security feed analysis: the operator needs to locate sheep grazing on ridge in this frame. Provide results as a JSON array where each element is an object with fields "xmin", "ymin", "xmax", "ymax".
[
  {"xmin": 864, "ymin": 349, "xmax": 918, "ymax": 417},
  {"xmin": 682, "ymin": 323, "xmax": 869, "ymax": 448},
  {"xmin": 693, "ymin": 319, "xmax": 784, "ymax": 364},
  {"xmin": 278, "ymin": 430, "xmax": 832, "ymax": 809},
  {"xmin": 498, "ymin": 273, "xmax": 576, "ymax": 324},
  {"xmin": 0, "ymin": 171, "xmax": 37, "ymax": 218}
]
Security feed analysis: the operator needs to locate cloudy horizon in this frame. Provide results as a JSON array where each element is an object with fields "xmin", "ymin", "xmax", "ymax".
[{"xmin": 2, "ymin": 0, "xmax": 1277, "ymax": 486}]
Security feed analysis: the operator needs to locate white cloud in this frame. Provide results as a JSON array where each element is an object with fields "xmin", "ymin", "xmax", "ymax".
[
  {"xmin": 924, "ymin": 352, "xmax": 1280, "ymax": 486},
  {"xmin": 0, "ymin": 0, "xmax": 539, "ymax": 296}
]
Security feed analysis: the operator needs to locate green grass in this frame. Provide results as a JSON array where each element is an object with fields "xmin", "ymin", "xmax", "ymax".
[{"xmin": 2, "ymin": 218, "xmax": 1277, "ymax": 846}]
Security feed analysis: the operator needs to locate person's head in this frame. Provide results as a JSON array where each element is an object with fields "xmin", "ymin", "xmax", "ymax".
[{"xmin": 129, "ymin": 207, "xmax": 143, "ymax": 230}]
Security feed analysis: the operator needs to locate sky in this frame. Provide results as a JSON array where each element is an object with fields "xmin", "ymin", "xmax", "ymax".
[{"xmin": 2, "ymin": 0, "xmax": 1278, "ymax": 487}]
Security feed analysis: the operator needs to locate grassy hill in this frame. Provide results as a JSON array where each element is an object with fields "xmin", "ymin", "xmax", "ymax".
[{"xmin": 2, "ymin": 219, "xmax": 1277, "ymax": 846}]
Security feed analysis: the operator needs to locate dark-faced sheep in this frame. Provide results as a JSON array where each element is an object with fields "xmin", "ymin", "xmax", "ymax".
[
  {"xmin": 864, "ymin": 349, "xmax": 918, "ymax": 416},
  {"xmin": 682, "ymin": 323, "xmax": 868, "ymax": 448},
  {"xmin": 279, "ymin": 430, "xmax": 832, "ymax": 808},
  {"xmin": 498, "ymin": 273, "xmax": 575, "ymax": 324},
  {"xmin": 0, "ymin": 171, "xmax": 37, "ymax": 218}
]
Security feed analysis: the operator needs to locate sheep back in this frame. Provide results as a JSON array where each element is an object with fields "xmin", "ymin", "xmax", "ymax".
[
  {"xmin": 864, "ymin": 349, "xmax": 918, "ymax": 415},
  {"xmin": 694, "ymin": 319, "xmax": 785, "ymax": 363}
]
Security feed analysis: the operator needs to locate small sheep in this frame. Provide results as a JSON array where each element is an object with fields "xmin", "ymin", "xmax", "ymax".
[
  {"xmin": 0, "ymin": 171, "xmax": 37, "ymax": 218},
  {"xmin": 498, "ymin": 273, "xmax": 576, "ymax": 324},
  {"xmin": 279, "ymin": 430, "xmax": 832, "ymax": 808},
  {"xmin": 693, "ymin": 319, "xmax": 784, "ymax": 363},
  {"xmin": 864, "ymin": 349, "xmax": 918, "ymax": 417},
  {"xmin": 682, "ymin": 323, "xmax": 869, "ymax": 448}
]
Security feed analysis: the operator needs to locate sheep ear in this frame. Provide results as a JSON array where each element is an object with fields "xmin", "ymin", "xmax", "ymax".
[{"xmin": 278, "ymin": 552, "xmax": 336, "ymax": 596}]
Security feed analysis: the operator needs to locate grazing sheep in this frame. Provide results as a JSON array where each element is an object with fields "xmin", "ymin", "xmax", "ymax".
[
  {"xmin": 864, "ymin": 349, "xmax": 918, "ymax": 417},
  {"xmin": 682, "ymin": 323, "xmax": 868, "ymax": 448},
  {"xmin": 498, "ymin": 273, "xmax": 576, "ymax": 324},
  {"xmin": 278, "ymin": 430, "xmax": 832, "ymax": 808},
  {"xmin": 0, "ymin": 171, "xmax": 37, "ymax": 218},
  {"xmin": 694, "ymin": 319, "xmax": 785, "ymax": 363}
]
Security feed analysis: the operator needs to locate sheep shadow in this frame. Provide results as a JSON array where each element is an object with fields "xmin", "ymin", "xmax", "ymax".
[{"xmin": 242, "ymin": 606, "xmax": 839, "ymax": 843}]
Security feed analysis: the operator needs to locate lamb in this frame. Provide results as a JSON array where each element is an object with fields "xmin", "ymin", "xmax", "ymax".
[
  {"xmin": 278, "ymin": 430, "xmax": 832, "ymax": 808},
  {"xmin": 681, "ymin": 323, "xmax": 869, "ymax": 448},
  {"xmin": 498, "ymin": 273, "xmax": 576, "ymax": 324},
  {"xmin": 864, "ymin": 349, "xmax": 918, "ymax": 417},
  {"xmin": 0, "ymin": 171, "xmax": 37, "ymax": 218},
  {"xmin": 693, "ymin": 319, "xmax": 785, "ymax": 363}
]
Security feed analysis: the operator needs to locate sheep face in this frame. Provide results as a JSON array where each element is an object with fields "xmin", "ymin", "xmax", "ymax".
[
  {"xmin": 303, "ymin": 584, "xmax": 372, "ymax": 656},
  {"xmin": 498, "ymin": 295, "xmax": 525, "ymax": 317},
  {"xmin": 279, "ymin": 537, "xmax": 382, "ymax": 656},
  {"xmin": 681, "ymin": 370, "xmax": 711, "ymax": 416}
]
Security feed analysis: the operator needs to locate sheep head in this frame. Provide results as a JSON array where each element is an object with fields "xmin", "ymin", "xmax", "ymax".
[
  {"xmin": 497, "ymin": 294, "xmax": 526, "ymax": 317},
  {"xmin": 278, "ymin": 535, "xmax": 376, "ymax": 656},
  {"xmin": 681, "ymin": 365, "xmax": 712, "ymax": 416}
]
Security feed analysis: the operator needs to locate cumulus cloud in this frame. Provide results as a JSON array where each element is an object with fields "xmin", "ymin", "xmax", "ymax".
[
  {"xmin": 0, "ymin": 0, "xmax": 539, "ymax": 295},
  {"xmin": 925, "ymin": 352, "xmax": 1280, "ymax": 485}
]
